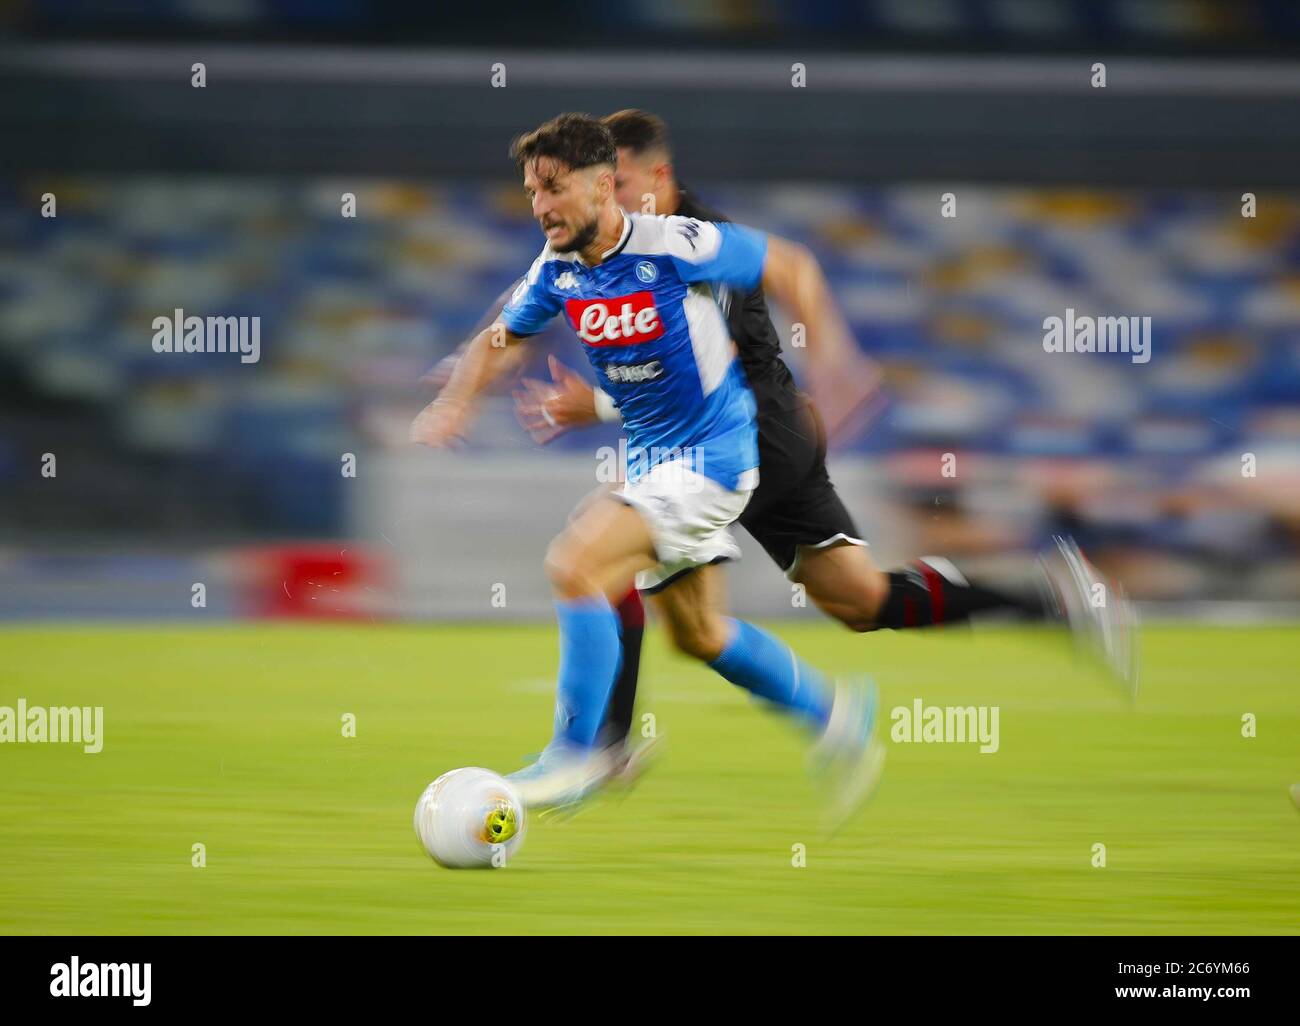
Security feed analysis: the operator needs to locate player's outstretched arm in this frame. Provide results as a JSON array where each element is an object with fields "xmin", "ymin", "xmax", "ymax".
[
  {"xmin": 420, "ymin": 282, "xmax": 527, "ymax": 393},
  {"xmin": 422, "ymin": 337, "xmax": 530, "ymax": 394},
  {"xmin": 760, "ymin": 234, "xmax": 883, "ymax": 442},
  {"xmin": 409, "ymin": 321, "xmax": 527, "ymax": 448}
]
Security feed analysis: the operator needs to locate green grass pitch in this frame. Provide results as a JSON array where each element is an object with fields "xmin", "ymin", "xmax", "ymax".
[{"xmin": 1, "ymin": 622, "xmax": 1296, "ymax": 934}]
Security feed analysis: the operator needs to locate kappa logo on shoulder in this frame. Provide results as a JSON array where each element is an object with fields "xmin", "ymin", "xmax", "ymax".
[
  {"xmin": 675, "ymin": 219, "xmax": 702, "ymax": 252},
  {"xmin": 555, "ymin": 270, "xmax": 580, "ymax": 291},
  {"xmin": 565, "ymin": 291, "xmax": 665, "ymax": 347}
]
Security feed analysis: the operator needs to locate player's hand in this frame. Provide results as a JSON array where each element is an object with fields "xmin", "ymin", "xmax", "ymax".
[
  {"xmin": 809, "ymin": 351, "xmax": 886, "ymax": 447},
  {"xmin": 409, "ymin": 396, "xmax": 471, "ymax": 448},
  {"xmin": 513, "ymin": 355, "xmax": 598, "ymax": 445}
]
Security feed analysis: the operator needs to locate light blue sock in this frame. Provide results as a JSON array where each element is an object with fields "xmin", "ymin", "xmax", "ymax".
[
  {"xmin": 551, "ymin": 597, "xmax": 623, "ymax": 748},
  {"xmin": 708, "ymin": 618, "xmax": 832, "ymax": 729}
]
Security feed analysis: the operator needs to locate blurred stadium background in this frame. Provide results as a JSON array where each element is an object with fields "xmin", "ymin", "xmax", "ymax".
[
  {"xmin": 1, "ymin": 1, "xmax": 1298, "ymax": 939},
  {"xmin": 2, "ymin": 0, "xmax": 1298, "ymax": 623}
]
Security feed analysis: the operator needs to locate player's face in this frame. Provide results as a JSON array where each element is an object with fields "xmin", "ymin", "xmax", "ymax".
[
  {"xmin": 613, "ymin": 148, "xmax": 662, "ymax": 215},
  {"xmin": 523, "ymin": 157, "xmax": 605, "ymax": 253}
]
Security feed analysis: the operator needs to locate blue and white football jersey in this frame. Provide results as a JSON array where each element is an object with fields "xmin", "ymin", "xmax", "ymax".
[{"xmin": 500, "ymin": 211, "xmax": 766, "ymax": 492}]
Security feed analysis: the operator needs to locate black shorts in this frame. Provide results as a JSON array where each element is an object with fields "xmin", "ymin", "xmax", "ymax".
[{"xmin": 738, "ymin": 401, "xmax": 865, "ymax": 576}]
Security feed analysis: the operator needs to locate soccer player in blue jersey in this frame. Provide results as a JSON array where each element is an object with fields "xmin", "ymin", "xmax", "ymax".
[
  {"xmin": 511, "ymin": 111, "xmax": 1137, "ymax": 783},
  {"xmin": 411, "ymin": 113, "xmax": 883, "ymax": 822},
  {"xmin": 426, "ymin": 111, "xmax": 1137, "ymax": 802}
]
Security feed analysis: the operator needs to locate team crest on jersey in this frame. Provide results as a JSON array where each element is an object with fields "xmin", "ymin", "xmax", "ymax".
[
  {"xmin": 635, "ymin": 260, "xmax": 658, "ymax": 284},
  {"xmin": 555, "ymin": 270, "xmax": 580, "ymax": 291},
  {"xmin": 565, "ymin": 291, "xmax": 665, "ymax": 347}
]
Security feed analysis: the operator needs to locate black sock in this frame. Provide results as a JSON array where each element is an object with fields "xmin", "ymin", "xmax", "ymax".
[
  {"xmin": 602, "ymin": 590, "xmax": 645, "ymax": 745},
  {"xmin": 876, "ymin": 558, "xmax": 1049, "ymax": 629}
]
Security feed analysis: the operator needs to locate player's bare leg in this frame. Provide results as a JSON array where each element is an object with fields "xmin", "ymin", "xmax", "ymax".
[
  {"xmin": 648, "ymin": 563, "xmax": 885, "ymax": 830},
  {"xmin": 789, "ymin": 541, "xmax": 889, "ymax": 632},
  {"xmin": 644, "ymin": 561, "xmax": 731, "ymax": 661},
  {"xmin": 545, "ymin": 494, "xmax": 656, "ymax": 604}
]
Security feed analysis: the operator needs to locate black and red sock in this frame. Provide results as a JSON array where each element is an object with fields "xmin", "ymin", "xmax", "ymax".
[
  {"xmin": 602, "ymin": 588, "xmax": 645, "ymax": 745},
  {"xmin": 877, "ymin": 558, "xmax": 1049, "ymax": 629}
]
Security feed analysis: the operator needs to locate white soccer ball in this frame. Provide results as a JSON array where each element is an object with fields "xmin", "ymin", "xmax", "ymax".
[{"xmin": 413, "ymin": 767, "xmax": 527, "ymax": 868}]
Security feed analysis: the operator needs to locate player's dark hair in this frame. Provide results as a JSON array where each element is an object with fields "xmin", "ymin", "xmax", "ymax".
[
  {"xmin": 602, "ymin": 109, "xmax": 672, "ymax": 158},
  {"xmin": 510, "ymin": 112, "xmax": 617, "ymax": 176}
]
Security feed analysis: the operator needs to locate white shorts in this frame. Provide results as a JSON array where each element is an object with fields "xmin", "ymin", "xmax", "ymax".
[{"xmin": 613, "ymin": 462, "xmax": 757, "ymax": 593}]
